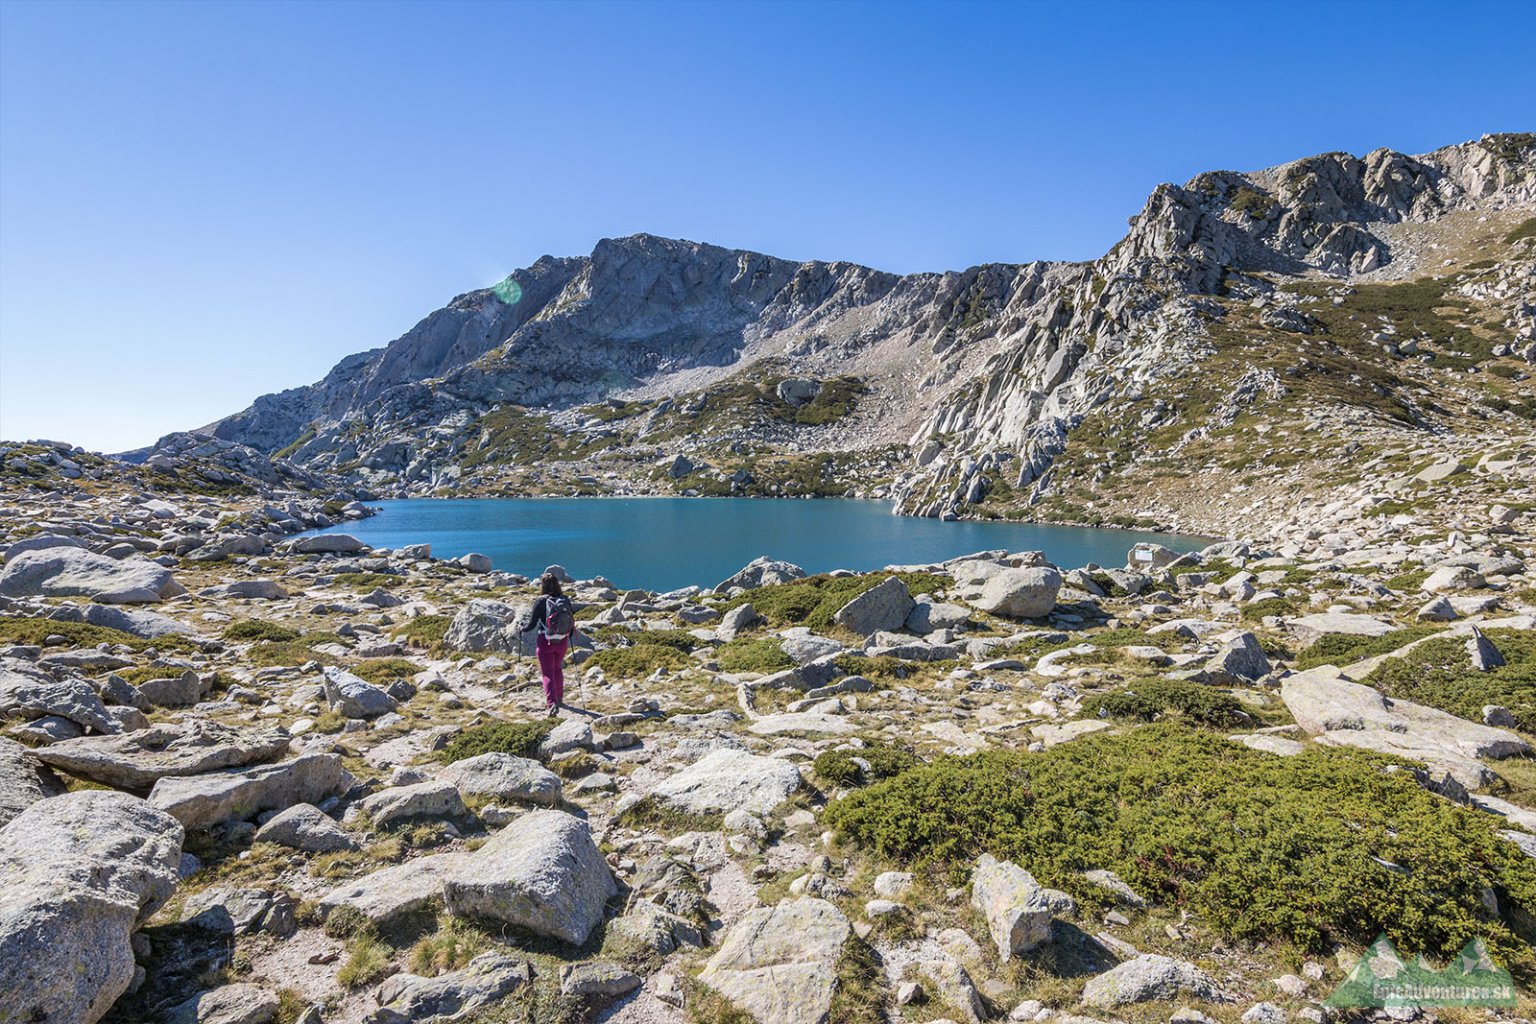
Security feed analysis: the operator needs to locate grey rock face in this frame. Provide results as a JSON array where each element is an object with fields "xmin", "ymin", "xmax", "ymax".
[
  {"xmin": 355, "ymin": 779, "xmax": 468, "ymax": 828},
  {"xmin": 0, "ymin": 736, "xmax": 66, "ymax": 828},
  {"xmin": 137, "ymin": 669, "xmax": 209, "ymax": 708},
  {"xmin": 148, "ymin": 752, "xmax": 355, "ymax": 829},
  {"xmin": 698, "ymin": 897, "xmax": 851, "ymax": 1024},
  {"xmin": 0, "ymin": 791, "xmax": 184, "ymax": 1024},
  {"xmin": 290, "ymin": 533, "xmax": 365, "ymax": 554},
  {"xmin": 322, "ymin": 666, "xmax": 399, "ymax": 718},
  {"xmin": 254, "ymin": 802, "xmax": 357, "ymax": 852},
  {"xmin": 82, "ymin": 602, "xmax": 197, "ymax": 638},
  {"xmin": 971, "ymin": 853, "xmax": 1075, "ymax": 959},
  {"xmin": 443, "ymin": 598, "xmax": 523, "ymax": 653},
  {"xmin": 716, "ymin": 602, "xmax": 761, "ymax": 640},
  {"xmin": 0, "ymin": 656, "xmax": 119, "ymax": 734},
  {"xmin": 319, "ymin": 852, "xmax": 464, "ymax": 924},
  {"xmin": 198, "ymin": 580, "xmax": 288, "ymax": 600},
  {"xmin": 439, "ymin": 752, "xmax": 561, "ymax": 806},
  {"xmin": 181, "ymin": 887, "xmax": 296, "ymax": 938},
  {"xmin": 1204, "ymin": 631, "xmax": 1270, "ymax": 682},
  {"xmin": 560, "ymin": 962, "xmax": 642, "ymax": 998},
  {"xmin": 0, "ymin": 547, "xmax": 185, "ymax": 604},
  {"xmin": 650, "ymin": 748, "xmax": 802, "ymax": 815},
  {"xmin": 1081, "ymin": 954, "xmax": 1229, "ymax": 1008},
  {"xmin": 33, "ymin": 721, "xmax": 290, "ymax": 790},
  {"xmin": 442, "ymin": 809, "xmax": 615, "ymax": 944},
  {"xmin": 163, "ymin": 983, "xmax": 280, "ymax": 1024},
  {"xmin": 716, "ymin": 556, "xmax": 807, "ymax": 593},
  {"xmin": 964, "ymin": 566, "xmax": 1062, "ymax": 619},
  {"xmin": 832, "ymin": 576, "xmax": 915, "ymax": 635},
  {"xmin": 366, "ymin": 951, "xmax": 530, "ymax": 1024}
]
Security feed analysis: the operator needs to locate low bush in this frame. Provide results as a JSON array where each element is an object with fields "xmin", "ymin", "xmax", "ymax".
[
  {"xmin": 0, "ymin": 618, "xmax": 194, "ymax": 653},
  {"xmin": 331, "ymin": 572, "xmax": 399, "ymax": 591},
  {"xmin": 587, "ymin": 642, "xmax": 691, "ymax": 678},
  {"xmin": 222, "ymin": 619, "xmax": 301, "ymax": 643},
  {"xmin": 437, "ymin": 720, "xmax": 551, "ymax": 763},
  {"xmin": 336, "ymin": 934, "xmax": 393, "ymax": 988},
  {"xmin": 814, "ymin": 743, "xmax": 921, "ymax": 787},
  {"xmin": 723, "ymin": 572, "xmax": 950, "ymax": 632},
  {"xmin": 394, "ymin": 615, "xmax": 452, "ymax": 649},
  {"xmin": 407, "ymin": 917, "xmax": 490, "ymax": 976},
  {"xmin": 1365, "ymin": 628, "xmax": 1536, "ymax": 732},
  {"xmin": 1296, "ymin": 626, "xmax": 1443, "ymax": 670},
  {"xmin": 824, "ymin": 723, "xmax": 1536, "ymax": 970},
  {"xmin": 350, "ymin": 658, "xmax": 424, "ymax": 685},
  {"xmin": 716, "ymin": 637, "xmax": 795, "ymax": 674},
  {"xmin": 1081, "ymin": 680, "xmax": 1246, "ymax": 726}
]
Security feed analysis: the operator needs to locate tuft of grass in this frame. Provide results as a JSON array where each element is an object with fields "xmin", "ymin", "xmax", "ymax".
[
  {"xmin": 331, "ymin": 572, "xmax": 399, "ymax": 591},
  {"xmin": 438, "ymin": 720, "xmax": 551, "ymax": 763},
  {"xmin": 1504, "ymin": 214, "xmax": 1536, "ymax": 245},
  {"xmin": 407, "ymin": 917, "xmax": 492, "ymax": 976},
  {"xmin": 827, "ymin": 936, "xmax": 886, "ymax": 1024},
  {"xmin": 336, "ymin": 933, "xmax": 394, "ymax": 989},
  {"xmin": 395, "ymin": 615, "xmax": 452, "ymax": 649},
  {"xmin": 824, "ymin": 722, "xmax": 1536, "ymax": 972},
  {"xmin": 0, "ymin": 618, "xmax": 196, "ymax": 653},
  {"xmin": 1081, "ymin": 679, "xmax": 1246, "ymax": 726},
  {"xmin": 587, "ymin": 642, "xmax": 691, "ymax": 678},
  {"xmin": 614, "ymin": 796, "xmax": 723, "ymax": 834},
  {"xmin": 721, "ymin": 572, "xmax": 949, "ymax": 632}
]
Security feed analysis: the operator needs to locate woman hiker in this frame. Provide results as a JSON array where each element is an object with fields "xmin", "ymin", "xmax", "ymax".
[{"xmin": 518, "ymin": 572, "xmax": 578, "ymax": 715}]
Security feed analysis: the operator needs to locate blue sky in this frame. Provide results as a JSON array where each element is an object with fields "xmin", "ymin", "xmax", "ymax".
[{"xmin": 2, "ymin": 0, "xmax": 1533, "ymax": 452}]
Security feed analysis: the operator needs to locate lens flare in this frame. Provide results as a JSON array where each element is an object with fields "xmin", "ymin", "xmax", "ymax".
[{"xmin": 493, "ymin": 276, "xmax": 523, "ymax": 305}]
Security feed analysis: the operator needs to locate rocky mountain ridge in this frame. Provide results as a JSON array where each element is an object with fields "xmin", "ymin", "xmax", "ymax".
[{"xmin": 184, "ymin": 134, "xmax": 1536, "ymax": 538}]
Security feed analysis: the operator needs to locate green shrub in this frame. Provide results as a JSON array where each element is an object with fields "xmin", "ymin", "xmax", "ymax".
[
  {"xmin": 716, "ymin": 637, "xmax": 794, "ymax": 674},
  {"xmin": 814, "ymin": 743, "xmax": 920, "ymax": 787},
  {"xmin": 824, "ymin": 723, "xmax": 1536, "ymax": 969},
  {"xmin": 437, "ymin": 720, "xmax": 551, "ymax": 763},
  {"xmin": 406, "ymin": 918, "xmax": 490, "ymax": 976},
  {"xmin": 350, "ymin": 658, "xmax": 424, "ymax": 684},
  {"xmin": 331, "ymin": 572, "xmax": 400, "ymax": 591},
  {"xmin": 336, "ymin": 934, "xmax": 393, "ymax": 988},
  {"xmin": 1365, "ymin": 628, "xmax": 1536, "ymax": 732},
  {"xmin": 1242, "ymin": 596, "xmax": 1301, "ymax": 621},
  {"xmin": 0, "ymin": 618, "xmax": 194, "ymax": 653},
  {"xmin": 394, "ymin": 615, "xmax": 452, "ymax": 648},
  {"xmin": 1081, "ymin": 680, "xmax": 1246, "ymax": 726},
  {"xmin": 246, "ymin": 635, "xmax": 341, "ymax": 668},
  {"xmin": 1230, "ymin": 186, "xmax": 1277, "ymax": 219},
  {"xmin": 1296, "ymin": 626, "xmax": 1443, "ymax": 670},
  {"xmin": 1504, "ymin": 214, "xmax": 1536, "ymax": 244},
  {"xmin": 587, "ymin": 643, "xmax": 691, "ymax": 678},
  {"xmin": 222, "ymin": 619, "xmax": 302, "ymax": 643}
]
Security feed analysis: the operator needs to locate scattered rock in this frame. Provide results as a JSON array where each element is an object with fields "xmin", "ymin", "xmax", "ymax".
[{"xmin": 698, "ymin": 898, "xmax": 851, "ymax": 1024}]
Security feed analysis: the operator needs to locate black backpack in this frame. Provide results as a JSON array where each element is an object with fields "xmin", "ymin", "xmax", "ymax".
[{"xmin": 543, "ymin": 596, "xmax": 576, "ymax": 642}]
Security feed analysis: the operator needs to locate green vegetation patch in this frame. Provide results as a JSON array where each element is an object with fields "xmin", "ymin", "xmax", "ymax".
[
  {"xmin": 350, "ymin": 658, "xmax": 424, "ymax": 685},
  {"xmin": 0, "ymin": 617, "xmax": 196, "ymax": 653},
  {"xmin": 587, "ymin": 641, "xmax": 692, "ymax": 678},
  {"xmin": 438, "ymin": 720, "xmax": 551, "ymax": 763},
  {"xmin": 1080, "ymin": 679, "xmax": 1246, "ymax": 726},
  {"xmin": 1229, "ymin": 186, "xmax": 1276, "ymax": 219},
  {"xmin": 1296, "ymin": 625, "xmax": 1444, "ymax": 670},
  {"xmin": 824, "ymin": 723, "xmax": 1536, "ymax": 968},
  {"xmin": 331, "ymin": 572, "xmax": 400, "ymax": 591},
  {"xmin": 1365, "ymin": 628, "xmax": 1536, "ymax": 732},
  {"xmin": 715, "ymin": 636, "xmax": 795, "ymax": 674},
  {"xmin": 394, "ymin": 615, "xmax": 452, "ymax": 649},
  {"xmin": 814, "ymin": 742, "xmax": 921, "ymax": 788},
  {"xmin": 1506, "ymin": 215, "xmax": 1536, "ymax": 245},
  {"xmin": 723, "ymin": 572, "xmax": 950, "ymax": 632},
  {"xmin": 246, "ymin": 633, "xmax": 343, "ymax": 669},
  {"xmin": 223, "ymin": 619, "xmax": 301, "ymax": 643}
]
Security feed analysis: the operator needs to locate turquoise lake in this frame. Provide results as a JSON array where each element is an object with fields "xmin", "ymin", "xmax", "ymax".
[{"xmin": 302, "ymin": 498, "xmax": 1210, "ymax": 592}]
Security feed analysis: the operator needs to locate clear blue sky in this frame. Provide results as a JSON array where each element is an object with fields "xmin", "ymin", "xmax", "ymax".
[{"xmin": 2, "ymin": 0, "xmax": 1533, "ymax": 452}]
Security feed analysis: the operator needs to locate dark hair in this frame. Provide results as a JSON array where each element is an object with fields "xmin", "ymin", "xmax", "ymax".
[{"xmin": 540, "ymin": 573, "xmax": 564, "ymax": 597}]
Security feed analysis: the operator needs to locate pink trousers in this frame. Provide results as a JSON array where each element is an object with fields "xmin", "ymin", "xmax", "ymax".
[{"xmin": 536, "ymin": 634, "xmax": 568, "ymax": 706}]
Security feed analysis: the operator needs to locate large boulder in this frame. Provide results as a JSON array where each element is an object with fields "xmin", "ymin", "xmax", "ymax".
[
  {"xmin": 354, "ymin": 780, "xmax": 468, "ymax": 828},
  {"xmin": 970, "ymin": 853, "xmax": 1074, "ymax": 959},
  {"xmin": 443, "ymin": 599, "xmax": 524, "ymax": 654},
  {"xmin": 1281, "ymin": 665, "xmax": 1529, "ymax": 788},
  {"xmin": 0, "ymin": 548, "xmax": 186, "ymax": 604},
  {"xmin": 136, "ymin": 669, "xmax": 209, "ymax": 708},
  {"xmin": 319, "ymin": 852, "xmax": 464, "ymax": 925},
  {"xmin": 1202, "ymin": 631, "xmax": 1271, "ymax": 683},
  {"xmin": 443, "ymin": 809, "xmax": 615, "ymax": 945},
  {"xmin": 0, "ymin": 736, "xmax": 65, "ymax": 828},
  {"xmin": 82, "ymin": 603, "xmax": 197, "ymax": 639},
  {"xmin": 1081, "ymin": 953, "xmax": 1228, "ymax": 1008},
  {"xmin": 963, "ymin": 566, "xmax": 1062, "ymax": 619},
  {"xmin": 289, "ymin": 533, "xmax": 365, "ymax": 554},
  {"xmin": 439, "ymin": 752, "xmax": 562, "ymax": 807},
  {"xmin": 32, "ymin": 722, "xmax": 290, "ymax": 790},
  {"xmin": 716, "ymin": 557, "xmax": 806, "ymax": 593},
  {"xmin": 650, "ymin": 749, "xmax": 802, "ymax": 816},
  {"xmin": 148, "ymin": 753, "xmax": 354, "ymax": 829},
  {"xmin": 254, "ymin": 802, "xmax": 357, "ymax": 852},
  {"xmin": 198, "ymin": 580, "xmax": 288, "ymax": 600},
  {"xmin": 163, "ymin": 983, "xmax": 280, "ymax": 1024},
  {"xmin": 322, "ymin": 666, "xmax": 398, "ymax": 719},
  {"xmin": 832, "ymin": 576, "xmax": 915, "ymax": 635},
  {"xmin": 698, "ymin": 898, "xmax": 850, "ymax": 1024},
  {"xmin": 0, "ymin": 657, "xmax": 118, "ymax": 735},
  {"xmin": 366, "ymin": 952, "xmax": 529, "ymax": 1024},
  {"xmin": 0, "ymin": 791, "xmax": 184, "ymax": 1024}
]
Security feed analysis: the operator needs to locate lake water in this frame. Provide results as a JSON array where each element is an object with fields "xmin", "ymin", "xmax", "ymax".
[{"xmin": 302, "ymin": 498, "xmax": 1211, "ymax": 592}]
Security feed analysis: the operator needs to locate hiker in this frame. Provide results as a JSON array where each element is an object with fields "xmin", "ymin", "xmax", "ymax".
[{"xmin": 517, "ymin": 572, "xmax": 578, "ymax": 714}]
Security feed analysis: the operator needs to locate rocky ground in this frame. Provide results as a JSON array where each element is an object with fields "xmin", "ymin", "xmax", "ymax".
[{"xmin": 1, "ymin": 444, "xmax": 1534, "ymax": 1024}]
